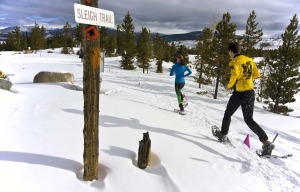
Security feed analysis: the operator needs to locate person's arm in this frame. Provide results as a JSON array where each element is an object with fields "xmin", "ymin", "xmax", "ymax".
[
  {"xmin": 252, "ymin": 61, "xmax": 260, "ymax": 79},
  {"xmin": 227, "ymin": 62, "xmax": 238, "ymax": 89},
  {"xmin": 170, "ymin": 65, "xmax": 175, "ymax": 76},
  {"xmin": 184, "ymin": 66, "xmax": 192, "ymax": 77}
]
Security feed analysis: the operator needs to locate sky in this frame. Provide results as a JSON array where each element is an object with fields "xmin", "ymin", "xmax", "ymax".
[
  {"xmin": 0, "ymin": 0, "xmax": 299, "ymax": 37},
  {"xmin": 0, "ymin": 48, "xmax": 300, "ymax": 192}
]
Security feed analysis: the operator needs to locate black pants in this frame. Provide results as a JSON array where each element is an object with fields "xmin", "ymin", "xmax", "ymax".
[{"xmin": 221, "ymin": 90, "xmax": 268, "ymax": 142}]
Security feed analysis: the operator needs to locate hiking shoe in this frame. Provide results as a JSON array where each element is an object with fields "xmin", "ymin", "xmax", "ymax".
[
  {"xmin": 214, "ymin": 129, "xmax": 227, "ymax": 143},
  {"xmin": 179, "ymin": 110, "xmax": 186, "ymax": 115},
  {"xmin": 179, "ymin": 103, "xmax": 184, "ymax": 111},
  {"xmin": 261, "ymin": 141, "xmax": 275, "ymax": 156}
]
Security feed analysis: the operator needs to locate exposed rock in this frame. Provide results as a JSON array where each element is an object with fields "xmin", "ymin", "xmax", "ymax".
[
  {"xmin": 33, "ymin": 71, "xmax": 74, "ymax": 83},
  {"xmin": 0, "ymin": 78, "xmax": 12, "ymax": 91}
]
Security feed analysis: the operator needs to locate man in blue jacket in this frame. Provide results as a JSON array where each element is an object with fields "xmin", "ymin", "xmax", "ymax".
[{"xmin": 170, "ymin": 55, "xmax": 192, "ymax": 113}]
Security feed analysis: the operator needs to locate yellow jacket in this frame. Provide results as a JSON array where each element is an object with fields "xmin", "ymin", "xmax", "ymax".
[{"xmin": 227, "ymin": 55, "xmax": 260, "ymax": 92}]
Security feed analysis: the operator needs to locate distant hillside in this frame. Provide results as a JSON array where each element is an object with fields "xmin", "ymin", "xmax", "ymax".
[
  {"xmin": 0, "ymin": 26, "xmax": 202, "ymax": 42},
  {"xmin": 161, "ymin": 31, "xmax": 202, "ymax": 41}
]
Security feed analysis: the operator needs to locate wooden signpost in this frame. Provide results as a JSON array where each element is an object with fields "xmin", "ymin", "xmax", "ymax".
[{"xmin": 74, "ymin": 1, "xmax": 114, "ymax": 181}]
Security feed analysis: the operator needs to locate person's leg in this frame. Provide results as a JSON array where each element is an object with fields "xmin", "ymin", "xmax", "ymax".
[
  {"xmin": 180, "ymin": 84, "xmax": 185, "ymax": 100},
  {"xmin": 180, "ymin": 84, "xmax": 188, "ymax": 107},
  {"xmin": 241, "ymin": 90, "xmax": 268, "ymax": 142},
  {"xmin": 221, "ymin": 92, "xmax": 241, "ymax": 135},
  {"xmin": 175, "ymin": 83, "xmax": 182, "ymax": 104},
  {"xmin": 175, "ymin": 83, "xmax": 185, "ymax": 111}
]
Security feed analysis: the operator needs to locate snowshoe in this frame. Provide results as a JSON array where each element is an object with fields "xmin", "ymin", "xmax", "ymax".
[
  {"xmin": 174, "ymin": 109, "xmax": 186, "ymax": 115},
  {"xmin": 256, "ymin": 150, "xmax": 292, "ymax": 159},
  {"xmin": 211, "ymin": 125, "xmax": 233, "ymax": 146}
]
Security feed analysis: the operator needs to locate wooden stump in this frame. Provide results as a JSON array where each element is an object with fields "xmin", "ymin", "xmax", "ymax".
[{"xmin": 138, "ymin": 132, "xmax": 151, "ymax": 169}]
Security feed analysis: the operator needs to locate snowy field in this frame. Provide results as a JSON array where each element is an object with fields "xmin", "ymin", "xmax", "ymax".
[{"xmin": 0, "ymin": 49, "xmax": 299, "ymax": 192}]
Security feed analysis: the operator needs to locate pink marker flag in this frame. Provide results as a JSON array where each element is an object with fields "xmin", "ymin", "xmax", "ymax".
[{"xmin": 243, "ymin": 134, "xmax": 250, "ymax": 148}]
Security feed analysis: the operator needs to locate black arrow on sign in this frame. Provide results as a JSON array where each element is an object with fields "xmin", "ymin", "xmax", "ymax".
[{"xmin": 88, "ymin": 29, "xmax": 95, "ymax": 37}]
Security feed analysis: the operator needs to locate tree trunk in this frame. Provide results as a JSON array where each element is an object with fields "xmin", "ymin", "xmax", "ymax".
[
  {"xmin": 198, "ymin": 63, "xmax": 204, "ymax": 88},
  {"xmin": 214, "ymin": 65, "xmax": 221, "ymax": 99},
  {"xmin": 82, "ymin": 0, "xmax": 100, "ymax": 181},
  {"xmin": 138, "ymin": 132, "xmax": 151, "ymax": 169},
  {"xmin": 274, "ymin": 93, "xmax": 280, "ymax": 114}
]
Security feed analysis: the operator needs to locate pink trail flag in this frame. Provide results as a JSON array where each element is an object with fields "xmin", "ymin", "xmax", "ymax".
[{"xmin": 244, "ymin": 134, "xmax": 250, "ymax": 148}]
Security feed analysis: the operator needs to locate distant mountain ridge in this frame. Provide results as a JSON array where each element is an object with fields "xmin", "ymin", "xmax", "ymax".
[
  {"xmin": 161, "ymin": 31, "xmax": 203, "ymax": 41},
  {"xmin": 0, "ymin": 26, "xmax": 203, "ymax": 42},
  {"xmin": 0, "ymin": 26, "xmax": 281, "ymax": 50}
]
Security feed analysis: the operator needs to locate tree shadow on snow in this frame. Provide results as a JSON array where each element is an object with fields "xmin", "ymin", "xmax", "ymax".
[
  {"xmin": 100, "ymin": 115, "xmax": 245, "ymax": 164},
  {"xmin": 0, "ymin": 151, "xmax": 109, "ymax": 187},
  {"xmin": 0, "ymin": 151, "xmax": 82, "ymax": 174},
  {"xmin": 101, "ymin": 146, "xmax": 181, "ymax": 192}
]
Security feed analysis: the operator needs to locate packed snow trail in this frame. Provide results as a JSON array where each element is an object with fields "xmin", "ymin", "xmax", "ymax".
[{"xmin": 101, "ymin": 57, "xmax": 300, "ymax": 192}]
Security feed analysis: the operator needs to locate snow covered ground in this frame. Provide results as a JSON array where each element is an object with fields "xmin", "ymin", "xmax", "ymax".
[{"xmin": 0, "ymin": 49, "xmax": 299, "ymax": 192}]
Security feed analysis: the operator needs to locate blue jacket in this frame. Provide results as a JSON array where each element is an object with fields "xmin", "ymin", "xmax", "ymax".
[{"xmin": 170, "ymin": 63, "xmax": 192, "ymax": 83}]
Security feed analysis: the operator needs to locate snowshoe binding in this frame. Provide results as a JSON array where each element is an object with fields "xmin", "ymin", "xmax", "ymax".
[{"xmin": 211, "ymin": 125, "xmax": 233, "ymax": 146}]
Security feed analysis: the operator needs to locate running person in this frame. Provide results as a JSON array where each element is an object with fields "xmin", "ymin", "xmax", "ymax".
[
  {"xmin": 215, "ymin": 42, "xmax": 274, "ymax": 155},
  {"xmin": 170, "ymin": 55, "xmax": 192, "ymax": 113}
]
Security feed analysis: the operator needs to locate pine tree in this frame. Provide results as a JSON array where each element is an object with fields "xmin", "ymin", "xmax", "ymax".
[
  {"xmin": 40, "ymin": 25, "xmax": 47, "ymax": 49},
  {"xmin": 5, "ymin": 32, "xmax": 16, "ymax": 51},
  {"xmin": 25, "ymin": 32, "xmax": 31, "ymax": 50},
  {"xmin": 61, "ymin": 22, "xmax": 74, "ymax": 54},
  {"xmin": 136, "ymin": 27, "xmax": 152, "ymax": 73},
  {"xmin": 264, "ymin": 14, "xmax": 300, "ymax": 115},
  {"xmin": 14, "ymin": 26, "xmax": 21, "ymax": 51},
  {"xmin": 212, "ymin": 12, "xmax": 236, "ymax": 99},
  {"xmin": 5, "ymin": 26, "xmax": 21, "ymax": 51},
  {"xmin": 120, "ymin": 11, "xmax": 136, "ymax": 70},
  {"xmin": 31, "ymin": 23, "xmax": 44, "ymax": 51},
  {"xmin": 47, "ymin": 34, "xmax": 63, "ymax": 49},
  {"xmin": 75, "ymin": 24, "xmax": 84, "ymax": 47},
  {"xmin": 0, "ymin": 42, "xmax": 5, "ymax": 51},
  {"xmin": 242, "ymin": 10, "xmax": 264, "ymax": 100},
  {"xmin": 194, "ymin": 27, "xmax": 215, "ymax": 88},
  {"xmin": 21, "ymin": 33, "xmax": 28, "ymax": 51},
  {"xmin": 242, "ymin": 10, "xmax": 263, "ymax": 57},
  {"xmin": 99, "ymin": 27, "xmax": 107, "ymax": 52},
  {"xmin": 105, "ymin": 34, "xmax": 117, "ymax": 57},
  {"xmin": 153, "ymin": 33, "xmax": 165, "ymax": 73},
  {"xmin": 163, "ymin": 41, "xmax": 172, "ymax": 62},
  {"xmin": 256, "ymin": 54, "xmax": 270, "ymax": 102},
  {"xmin": 116, "ymin": 24, "xmax": 123, "ymax": 56},
  {"xmin": 169, "ymin": 42, "xmax": 177, "ymax": 60},
  {"xmin": 176, "ymin": 44, "xmax": 190, "ymax": 64}
]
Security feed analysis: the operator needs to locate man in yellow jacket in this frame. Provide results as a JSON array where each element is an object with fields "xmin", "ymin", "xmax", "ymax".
[{"xmin": 215, "ymin": 42, "xmax": 274, "ymax": 156}]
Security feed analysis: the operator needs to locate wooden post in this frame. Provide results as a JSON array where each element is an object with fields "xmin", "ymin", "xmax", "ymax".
[
  {"xmin": 138, "ymin": 132, "xmax": 151, "ymax": 169},
  {"xmin": 82, "ymin": 0, "xmax": 100, "ymax": 181}
]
